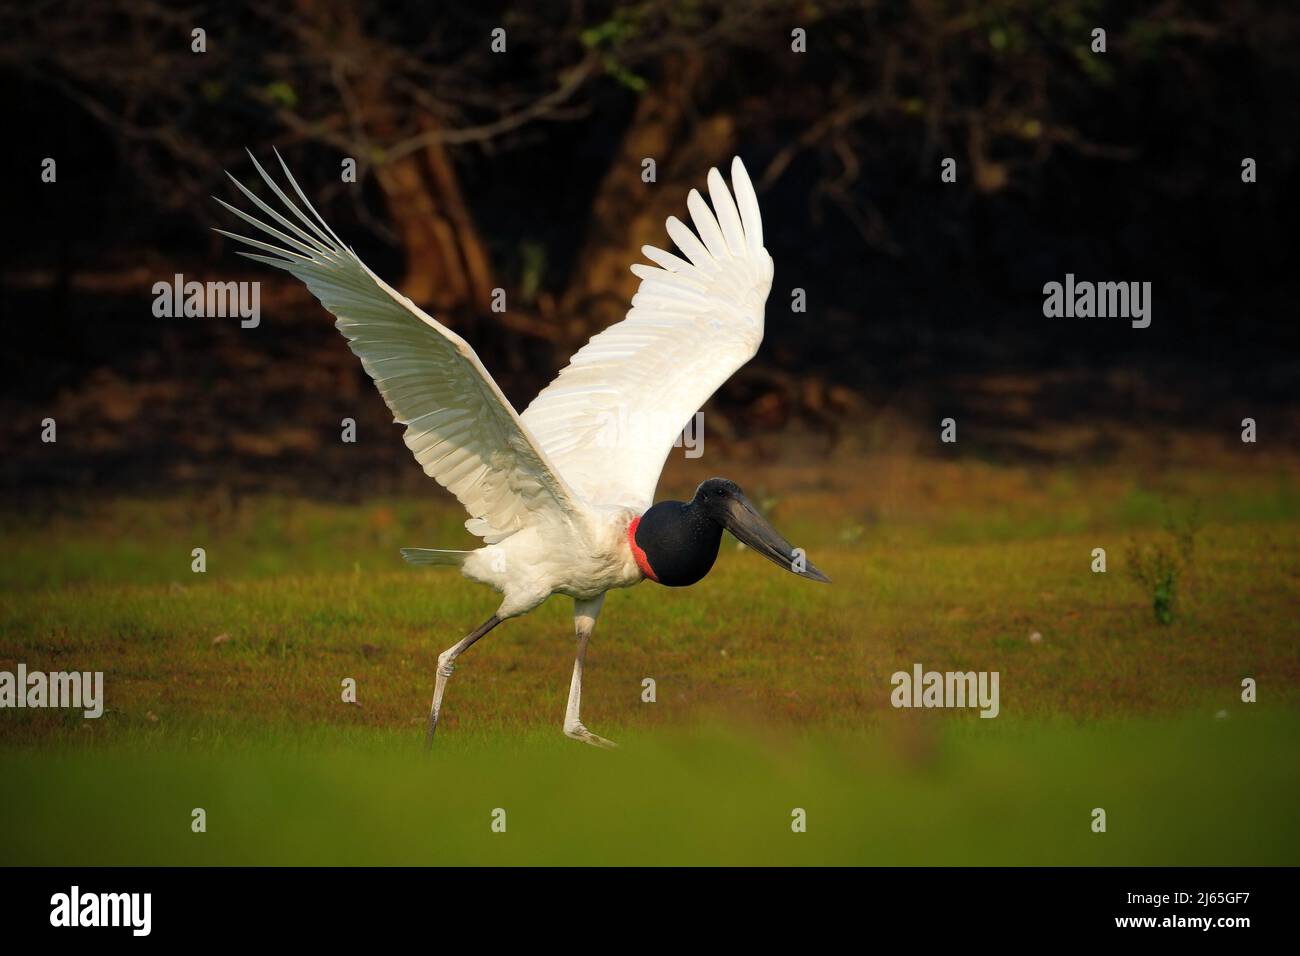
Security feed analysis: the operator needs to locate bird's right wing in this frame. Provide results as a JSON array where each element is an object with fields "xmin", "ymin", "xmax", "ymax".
[
  {"xmin": 216, "ymin": 151, "xmax": 581, "ymax": 543},
  {"xmin": 520, "ymin": 157, "xmax": 773, "ymax": 512}
]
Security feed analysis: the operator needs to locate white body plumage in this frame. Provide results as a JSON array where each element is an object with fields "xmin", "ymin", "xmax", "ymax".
[{"xmin": 460, "ymin": 504, "xmax": 646, "ymax": 616}]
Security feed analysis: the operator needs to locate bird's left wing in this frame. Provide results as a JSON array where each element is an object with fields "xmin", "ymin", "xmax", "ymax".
[
  {"xmin": 520, "ymin": 157, "xmax": 773, "ymax": 512},
  {"xmin": 216, "ymin": 151, "xmax": 581, "ymax": 543}
]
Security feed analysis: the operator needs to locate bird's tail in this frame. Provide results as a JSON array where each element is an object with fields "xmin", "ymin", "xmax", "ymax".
[{"xmin": 400, "ymin": 548, "xmax": 470, "ymax": 568}]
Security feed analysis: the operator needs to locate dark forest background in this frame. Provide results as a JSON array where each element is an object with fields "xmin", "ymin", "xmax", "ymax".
[{"xmin": 1, "ymin": 0, "xmax": 1297, "ymax": 497}]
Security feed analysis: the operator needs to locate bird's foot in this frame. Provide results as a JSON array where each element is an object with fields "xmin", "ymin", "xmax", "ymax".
[{"xmin": 564, "ymin": 722, "xmax": 617, "ymax": 749}]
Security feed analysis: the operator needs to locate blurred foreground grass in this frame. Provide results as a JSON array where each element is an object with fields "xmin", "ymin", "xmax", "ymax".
[
  {"xmin": 2, "ymin": 715, "xmax": 1297, "ymax": 865},
  {"xmin": 1, "ymin": 452, "xmax": 1297, "ymax": 864}
]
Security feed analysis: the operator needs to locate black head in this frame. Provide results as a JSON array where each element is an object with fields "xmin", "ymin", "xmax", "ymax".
[
  {"xmin": 692, "ymin": 477, "xmax": 745, "ymax": 518},
  {"xmin": 632, "ymin": 477, "xmax": 831, "ymax": 587}
]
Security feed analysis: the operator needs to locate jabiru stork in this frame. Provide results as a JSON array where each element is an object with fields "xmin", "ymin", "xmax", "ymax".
[{"xmin": 217, "ymin": 151, "xmax": 829, "ymax": 748}]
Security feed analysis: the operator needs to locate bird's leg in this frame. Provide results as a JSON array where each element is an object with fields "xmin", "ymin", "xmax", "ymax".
[
  {"xmin": 564, "ymin": 594, "xmax": 615, "ymax": 749},
  {"xmin": 426, "ymin": 614, "xmax": 500, "ymax": 748}
]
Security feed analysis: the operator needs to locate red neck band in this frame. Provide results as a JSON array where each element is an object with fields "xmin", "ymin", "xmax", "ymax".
[{"xmin": 627, "ymin": 515, "xmax": 658, "ymax": 582}]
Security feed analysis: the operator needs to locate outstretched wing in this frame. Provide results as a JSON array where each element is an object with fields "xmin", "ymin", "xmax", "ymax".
[
  {"xmin": 520, "ymin": 157, "xmax": 773, "ymax": 511},
  {"xmin": 216, "ymin": 151, "xmax": 580, "ymax": 543}
]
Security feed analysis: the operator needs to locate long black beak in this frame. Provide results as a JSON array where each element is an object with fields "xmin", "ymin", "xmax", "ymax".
[{"xmin": 722, "ymin": 495, "xmax": 831, "ymax": 583}]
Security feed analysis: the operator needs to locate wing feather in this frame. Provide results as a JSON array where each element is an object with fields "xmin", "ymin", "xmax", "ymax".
[
  {"xmin": 217, "ymin": 152, "xmax": 581, "ymax": 542},
  {"xmin": 520, "ymin": 157, "xmax": 773, "ymax": 511}
]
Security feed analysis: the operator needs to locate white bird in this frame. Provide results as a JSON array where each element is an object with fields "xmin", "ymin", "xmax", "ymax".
[{"xmin": 217, "ymin": 150, "xmax": 829, "ymax": 748}]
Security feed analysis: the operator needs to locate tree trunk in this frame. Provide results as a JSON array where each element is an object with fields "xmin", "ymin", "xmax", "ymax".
[
  {"xmin": 296, "ymin": 0, "xmax": 495, "ymax": 316},
  {"xmin": 372, "ymin": 127, "xmax": 496, "ymax": 314},
  {"xmin": 558, "ymin": 53, "xmax": 737, "ymax": 348}
]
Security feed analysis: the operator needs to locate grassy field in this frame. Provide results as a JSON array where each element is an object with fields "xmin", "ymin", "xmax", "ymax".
[{"xmin": 1, "ymin": 449, "xmax": 1298, "ymax": 864}]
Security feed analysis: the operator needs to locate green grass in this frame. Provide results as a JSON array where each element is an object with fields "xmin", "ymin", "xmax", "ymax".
[
  {"xmin": 2, "ymin": 716, "xmax": 1296, "ymax": 865},
  {"xmin": 1, "ymin": 454, "xmax": 1298, "ymax": 864}
]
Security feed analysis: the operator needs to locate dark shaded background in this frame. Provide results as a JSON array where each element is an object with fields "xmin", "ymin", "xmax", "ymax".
[{"xmin": 2, "ymin": 0, "xmax": 1297, "ymax": 497}]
